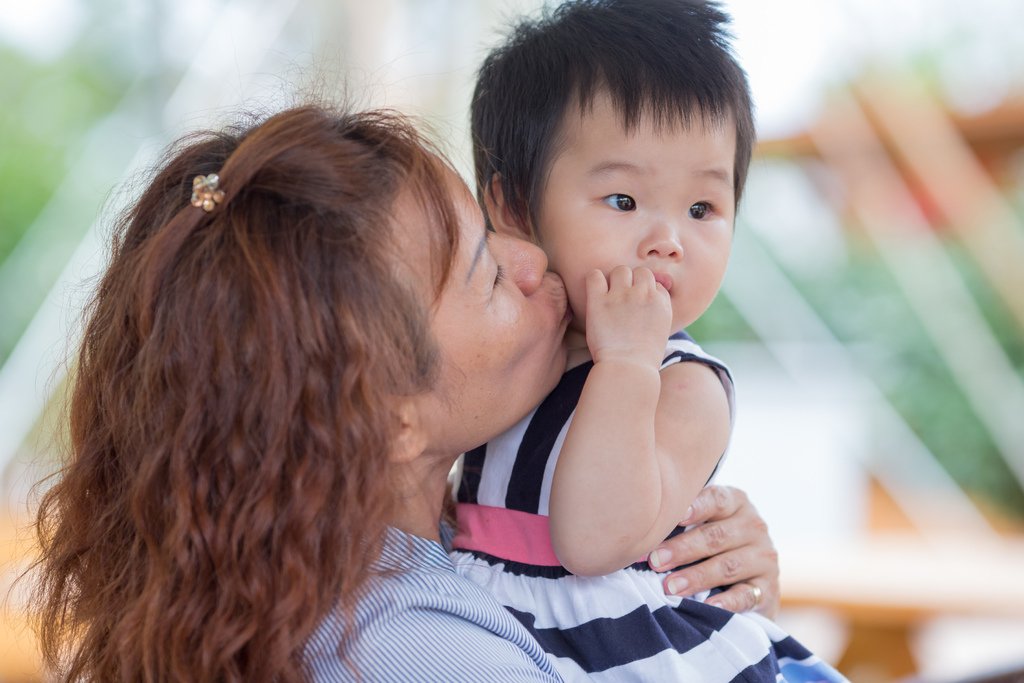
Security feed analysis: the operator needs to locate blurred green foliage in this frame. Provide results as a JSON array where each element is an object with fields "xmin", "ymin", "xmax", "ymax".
[
  {"xmin": 0, "ymin": 48, "xmax": 125, "ymax": 259},
  {"xmin": 0, "ymin": 43, "xmax": 130, "ymax": 365},
  {"xmin": 692, "ymin": 225, "xmax": 1024, "ymax": 521},
  {"xmin": 825, "ymin": 236, "xmax": 1023, "ymax": 520}
]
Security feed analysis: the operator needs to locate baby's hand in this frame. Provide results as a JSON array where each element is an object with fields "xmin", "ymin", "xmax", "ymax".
[{"xmin": 585, "ymin": 266, "xmax": 672, "ymax": 368}]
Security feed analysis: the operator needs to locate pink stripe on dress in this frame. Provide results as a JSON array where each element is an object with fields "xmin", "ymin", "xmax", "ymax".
[{"xmin": 452, "ymin": 503, "xmax": 562, "ymax": 566}]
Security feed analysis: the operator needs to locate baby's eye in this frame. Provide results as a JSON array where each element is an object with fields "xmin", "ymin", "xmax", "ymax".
[
  {"xmin": 603, "ymin": 194, "xmax": 636, "ymax": 212},
  {"xmin": 689, "ymin": 202, "xmax": 711, "ymax": 219}
]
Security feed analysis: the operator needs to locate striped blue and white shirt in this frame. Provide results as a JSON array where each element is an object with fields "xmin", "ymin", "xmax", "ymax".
[{"xmin": 303, "ymin": 527, "xmax": 562, "ymax": 682}]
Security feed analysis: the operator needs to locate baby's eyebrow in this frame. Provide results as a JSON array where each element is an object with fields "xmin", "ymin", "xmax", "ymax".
[
  {"xmin": 587, "ymin": 161, "xmax": 733, "ymax": 188},
  {"xmin": 466, "ymin": 230, "xmax": 488, "ymax": 283},
  {"xmin": 588, "ymin": 160, "xmax": 645, "ymax": 177},
  {"xmin": 695, "ymin": 167, "xmax": 732, "ymax": 187}
]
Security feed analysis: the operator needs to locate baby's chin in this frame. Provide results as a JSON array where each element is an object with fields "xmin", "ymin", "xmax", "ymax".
[{"xmin": 674, "ymin": 304, "xmax": 710, "ymax": 334}]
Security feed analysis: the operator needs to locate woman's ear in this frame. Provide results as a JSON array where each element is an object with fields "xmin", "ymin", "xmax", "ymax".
[
  {"xmin": 484, "ymin": 175, "xmax": 534, "ymax": 240},
  {"xmin": 390, "ymin": 398, "xmax": 428, "ymax": 464}
]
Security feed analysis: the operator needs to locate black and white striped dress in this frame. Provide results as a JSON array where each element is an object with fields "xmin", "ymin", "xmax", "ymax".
[{"xmin": 451, "ymin": 333, "xmax": 847, "ymax": 682}]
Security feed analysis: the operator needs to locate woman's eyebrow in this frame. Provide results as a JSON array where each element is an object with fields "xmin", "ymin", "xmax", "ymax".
[{"xmin": 465, "ymin": 230, "xmax": 488, "ymax": 283}]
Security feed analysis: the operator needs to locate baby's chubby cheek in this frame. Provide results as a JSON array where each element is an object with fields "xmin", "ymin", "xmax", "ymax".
[{"xmin": 565, "ymin": 283, "xmax": 590, "ymax": 333}]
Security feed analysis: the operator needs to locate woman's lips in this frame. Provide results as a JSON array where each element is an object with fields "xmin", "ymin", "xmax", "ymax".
[{"xmin": 542, "ymin": 271, "xmax": 572, "ymax": 323}]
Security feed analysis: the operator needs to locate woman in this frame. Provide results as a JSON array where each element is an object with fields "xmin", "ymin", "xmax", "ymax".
[{"xmin": 32, "ymin": 104, "xmax": 780, "ymax": 681}]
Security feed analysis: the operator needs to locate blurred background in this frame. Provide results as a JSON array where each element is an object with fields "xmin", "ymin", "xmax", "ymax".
[{"xmin": 2, "ymin": 0, "xmax": 1023, "ymax": 681}]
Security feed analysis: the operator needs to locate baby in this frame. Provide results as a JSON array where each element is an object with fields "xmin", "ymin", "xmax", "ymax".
[{"xmin": 451, "ymin": 1, "xmax": 848, "ymax": 681}]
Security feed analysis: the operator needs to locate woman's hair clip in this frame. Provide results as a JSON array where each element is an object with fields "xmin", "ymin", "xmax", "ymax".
[{"xmin": 191, "ymin": 173, "xmax": 226, "ymax": 212}]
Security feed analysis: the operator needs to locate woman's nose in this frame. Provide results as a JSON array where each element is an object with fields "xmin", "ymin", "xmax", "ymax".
[{"xmin": 494, "ymin": 232, "xmax": 546, "ymax": 296}]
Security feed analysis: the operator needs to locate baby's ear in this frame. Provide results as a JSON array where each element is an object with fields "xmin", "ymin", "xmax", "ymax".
[{"xmin": 484, "ymin": 175, "xmax": 534, "ymax": 241}]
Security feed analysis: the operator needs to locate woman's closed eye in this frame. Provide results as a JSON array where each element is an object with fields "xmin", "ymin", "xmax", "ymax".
[
  {"xmin": 602, "ymin": 193, "xmax": 636, "ymax": 212},
  {"xmin": 493, "ymin": 264, "xmax": 506, "ymax": 287}
]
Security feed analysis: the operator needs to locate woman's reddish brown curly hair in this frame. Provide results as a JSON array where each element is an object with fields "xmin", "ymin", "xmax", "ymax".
[{"xmin": 31, "ymin": 104, "xmax": 459, "ymax": 682}]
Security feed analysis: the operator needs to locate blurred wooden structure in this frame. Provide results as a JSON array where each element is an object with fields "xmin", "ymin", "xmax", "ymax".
[
  {"xmin": 781, "ymin": 512, "xmax": 1024, "ymax": 680},
  {"xmin": 1, "ymin": 511, "xmax": 41, "ymax": 683}
]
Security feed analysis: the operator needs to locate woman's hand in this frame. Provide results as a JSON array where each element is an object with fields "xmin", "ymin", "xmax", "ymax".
[{"xmin": 647, "ymin": 485, "xmax": 780, "ymax": 618}]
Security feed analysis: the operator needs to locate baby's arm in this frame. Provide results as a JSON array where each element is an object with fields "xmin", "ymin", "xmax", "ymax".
[{"xmin": 548, "ymin": 266, "xmax": 731, "ymax": 576}]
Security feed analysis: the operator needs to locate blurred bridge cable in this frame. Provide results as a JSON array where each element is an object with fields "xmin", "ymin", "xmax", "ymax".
[
  {"xmin": 808, "ymin": 89, "xmax": 1024, "ymax": 494},
  {"xmin": 857, "ymin": 73, "xmax": 1024, "ymax": 336},
  {"xmin": 723, "ymin": 227, "xmax": 996, "ymax": 540}
]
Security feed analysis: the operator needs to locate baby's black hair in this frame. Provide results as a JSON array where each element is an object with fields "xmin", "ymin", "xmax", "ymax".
[{"xmin": 472, "ymin": 0, "xmax": 755, "ymax": 234}]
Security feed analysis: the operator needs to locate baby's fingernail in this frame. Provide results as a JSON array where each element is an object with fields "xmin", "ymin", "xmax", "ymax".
[
  {"xmin": 649, "ymin": 549, "xmax": 669, "ymax": 567},
  {"xmin": 667, "ymin": 577, "xmax": 689, "ymax": 595}
]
